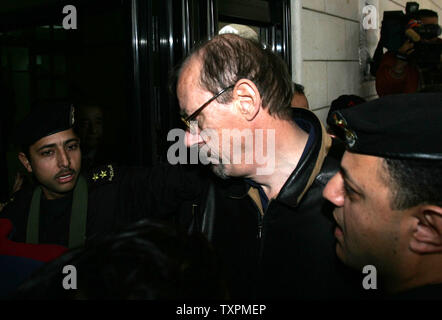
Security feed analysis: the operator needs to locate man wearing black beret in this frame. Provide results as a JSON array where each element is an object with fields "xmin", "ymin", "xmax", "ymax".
[
  {"xmin": 1, "ymin": 102, "xmax": 166, "ymax": 250},
  {"xmin": 323, "ymin": 93, "xmax": 442, "ymax": 299},
  {"xmin": 3, "ymin": 102, "xmax": 86, "ymax": 248}
]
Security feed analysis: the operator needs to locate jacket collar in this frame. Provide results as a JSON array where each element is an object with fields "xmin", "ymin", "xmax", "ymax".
[
  {"xmin": 223, "ymin": 109, "xmax": 332, "ymax": 209},
  {"xmin": 275, "ymin": 108, "xmax": 331, "ymax": 208}
]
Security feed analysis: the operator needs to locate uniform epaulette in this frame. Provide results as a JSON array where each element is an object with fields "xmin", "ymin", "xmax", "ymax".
[{"xmin": 88, "ymin": 164, "xmax": 117, "ymax": 186}]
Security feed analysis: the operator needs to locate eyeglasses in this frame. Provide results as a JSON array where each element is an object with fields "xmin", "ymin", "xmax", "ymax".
[{"xmin": 181, "ymin": 85, "xmax": 234, "ymax": 130}]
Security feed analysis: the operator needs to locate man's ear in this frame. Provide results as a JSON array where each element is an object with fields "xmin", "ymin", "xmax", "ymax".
[
  {"xmin": 18, "ymin": 152, "xmax": 33, "ymax": 173},
  {"xmin": 233, "ymin": 79, "xmax": 261, "ymax": 121},
  {"xmin": 410, "ymin": 205, "xmax": 442, "ymax": 254}
]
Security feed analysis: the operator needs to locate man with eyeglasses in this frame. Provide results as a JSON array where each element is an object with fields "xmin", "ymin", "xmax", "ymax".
[{"xmin": 172, "ymin": 33, "xmax": 361, "ymax": 299}]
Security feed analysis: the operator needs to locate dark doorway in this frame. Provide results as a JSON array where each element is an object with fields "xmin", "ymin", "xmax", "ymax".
[
  {"xmin": 0, "ymin": 0, "xmax": 134, "ymax": 200},
  {"xmin": 0, "ymin": 0, "xmax": 291, "ymax": 200}
]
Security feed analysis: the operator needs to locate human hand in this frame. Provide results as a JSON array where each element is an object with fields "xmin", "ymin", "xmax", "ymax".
[{"xmin": 398, "ymin": 39, "xmax": 415, "ymax": 56}]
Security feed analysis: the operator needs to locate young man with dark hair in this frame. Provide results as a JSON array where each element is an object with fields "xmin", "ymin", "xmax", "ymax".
[{"xmin": 323, "ymin": 93, "xmax": 442, "ymax": 299}]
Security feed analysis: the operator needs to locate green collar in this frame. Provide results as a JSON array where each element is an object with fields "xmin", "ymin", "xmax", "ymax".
[{"xmin": 26, "ymin": 175, "xmax": 88, "ymax": 248}]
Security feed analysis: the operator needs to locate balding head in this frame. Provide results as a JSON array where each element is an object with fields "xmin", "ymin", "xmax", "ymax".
[{"xmin": 180, "ymin": 33, "xmax": 294, "ymax": 120}]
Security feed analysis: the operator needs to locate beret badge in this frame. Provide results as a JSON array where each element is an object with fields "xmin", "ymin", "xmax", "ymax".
[{"xmin": 332, "ymin": 112, "xmax": 358, "ymax": 148}]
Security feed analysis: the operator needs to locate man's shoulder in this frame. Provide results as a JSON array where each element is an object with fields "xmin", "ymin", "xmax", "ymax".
[
  {"xmin": 86, "ymin": 163, "xmax": 207, "ymax": 200},
  {"xmin": 0, "ymin": 187, "xmax": 33, "ymax": 218},
  {"xmin": 315, "ymin": 138, "xmax": 345, "ymax": 186},
  {"xmin": 86, "ymin": 163, "xmax": 150, "ymax": 190}
]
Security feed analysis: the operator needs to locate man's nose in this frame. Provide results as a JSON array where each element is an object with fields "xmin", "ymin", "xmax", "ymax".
[
  {"xmin": 57, "ymin": 149, "xmax": 71, "ymax": 168},
  {"xmin": 323, "ymin": 172, "xmax": 345, "ymax": 207},
  {"xmin": 185, "ymin": 130, "xmax": 205, "ymax": 148}
]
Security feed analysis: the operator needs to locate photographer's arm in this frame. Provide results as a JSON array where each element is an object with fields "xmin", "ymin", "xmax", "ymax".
[{"xmin": 390, "ymin": 40, "xmax": 415, "ymax": 78}]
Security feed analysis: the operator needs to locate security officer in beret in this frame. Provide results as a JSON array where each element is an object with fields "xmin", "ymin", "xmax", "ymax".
[
  {"xmin": 323, "ymin": 92, "xmax": 442, "ymax": 299},
  {"xmin": 0, "ymin": 102, "xmax": 190, "ymax": 249}
]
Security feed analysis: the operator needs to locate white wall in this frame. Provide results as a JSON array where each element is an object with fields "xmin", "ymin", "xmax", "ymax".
[{"xmin": 291, "ymin": 0, "xmax": 442, "ymax": 125}]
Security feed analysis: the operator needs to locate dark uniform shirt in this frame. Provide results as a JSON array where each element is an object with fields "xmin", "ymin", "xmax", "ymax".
[
  {"xmin": 1, "ymin": 164, "xmax": 203, "ymax": 247},
  {"xmin": 39, "ymin": 193, "xmax": 73, "ymax": 246}
]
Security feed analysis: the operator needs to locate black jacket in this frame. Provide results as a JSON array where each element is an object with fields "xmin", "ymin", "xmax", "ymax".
[
  {"xmin": 2, "ymin": 109, "xmax": 362, "ymax": 299},
  {"xmin": 388, "ymin": 283, "xmax": 442, "ymax": 300},
  {"xmin": 179, "ymin": 109, "xmax": 362, "ymax": 299}
]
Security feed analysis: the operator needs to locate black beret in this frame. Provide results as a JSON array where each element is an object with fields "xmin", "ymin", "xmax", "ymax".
[
  {"xmin": 327, "ymin": 95, "xmax": 366, "ymax": 130},
  {"xmin": 329, "ymin": 93, "xmax": 442, "ymax": 160},
  {"xmin": 15, "ymin": 102, "xmax": 75, "ymax": 147},
  {"xmin": 329, "ymin": 95, "xmax": 366, "ymax": 113}
]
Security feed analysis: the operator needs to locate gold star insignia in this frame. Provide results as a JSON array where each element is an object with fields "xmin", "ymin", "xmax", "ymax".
[
  {"xmin": 92, "ymin": 173, "xmax": 99, "ymax": 181},
  {"xmin": 100, "ymin": 170, "xmax": 107, "ymax": 178}
]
